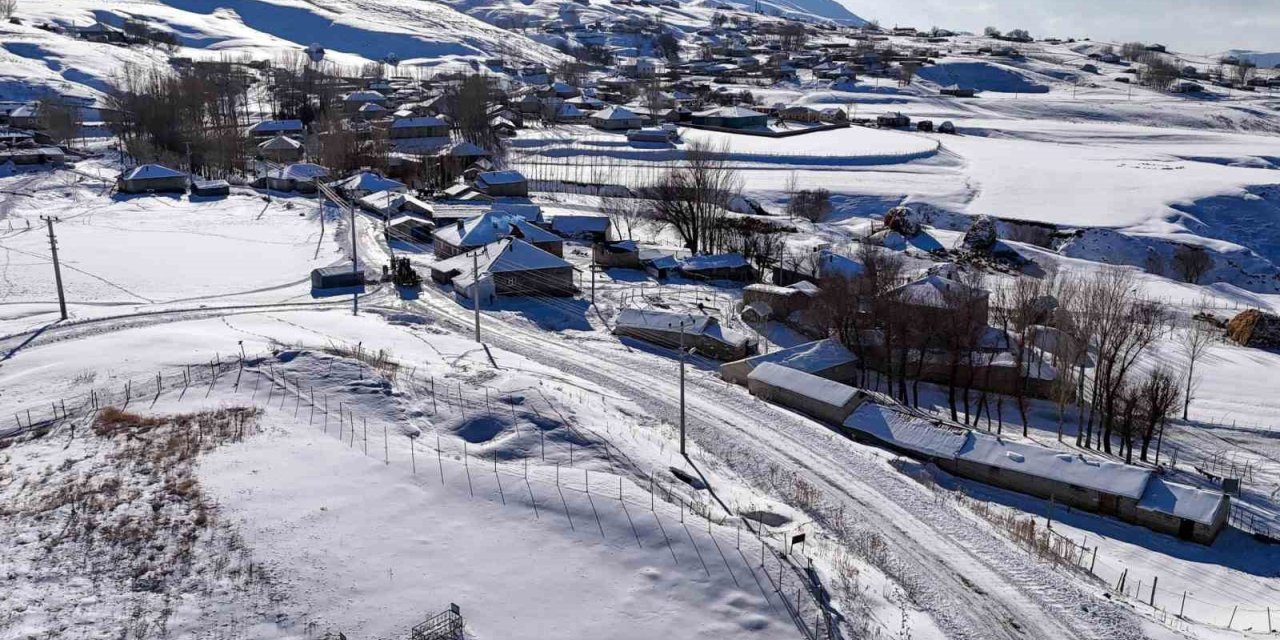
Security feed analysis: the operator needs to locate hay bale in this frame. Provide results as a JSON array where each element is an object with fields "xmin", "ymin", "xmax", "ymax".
[
  {"xmin": 962, "ymin": 215, "xmax": 999, "ymax": 255},
  {"xmin": 1226, "ymin": 309, "xmax": 1280, "ymax": 349},
  {"xmin": 884, "ymin": 206, "xmax": 922, "ymax": 236}
]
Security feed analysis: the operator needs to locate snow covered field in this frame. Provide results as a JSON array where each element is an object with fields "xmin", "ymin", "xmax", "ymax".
[{"xmin": 4, "ymin": 4, "xmax": 1280, "ymax": 639}]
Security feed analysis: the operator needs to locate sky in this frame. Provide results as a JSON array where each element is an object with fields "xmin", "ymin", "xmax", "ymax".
[{"xmin": 838, "ymin": 0, "xmax": 1280, "ymax": 55}]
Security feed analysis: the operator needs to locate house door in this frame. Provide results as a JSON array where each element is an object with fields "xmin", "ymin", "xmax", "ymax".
[{"xmin": 1178, "ymin": 519, "xmax": 1196, "ymax": 540}]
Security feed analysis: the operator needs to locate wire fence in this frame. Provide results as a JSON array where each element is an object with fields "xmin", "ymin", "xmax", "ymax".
[
  {"xmin": 10, "ymin": 343, "xmax": 1280, "ymax": 637},
  {"xmin": 939, "ymin": 483, "xmax": 1280, "ymax": 635},
  {"xmin": 2, "ymin": 347, "xmax": 844, "ymax": 640}
]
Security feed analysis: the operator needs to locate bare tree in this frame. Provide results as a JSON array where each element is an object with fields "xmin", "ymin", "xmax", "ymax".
[
  {"xmin": 786, "ymin": 188, "xmax": 832, "ymax": 222},
  {"xmin": 1082, "ymin": 268, "xmax": 1166, "ymax": 453},
  {"xmin": 898, "ymin": 62, "xmax": 919, "ymax": 87},
  {"xmin": 641, "ymin": 140, "xmax": 740, "ymax": 254},
  {"xmin": 0, "ymin": 0, "xmax": 16, "ymax": 20},
  {"xmin": 993, "ymin": 274, "xmax": 1056, "ymax": 434},
  {"xmin": 39, "ymin": 99, "xmax": 80, "ymax": 145},
  {"xmin": 1047, "ymin": 277, "xmax": 1086, "ymax": 441},
  {"xmin": 1173, "ymin": 244, "xmax": 1212, "ymax": 283},
  {"xmin": 1135, "ymin": 367, "xmax": 1182, "ymax": 463},
  {"xmin": 1178, "ymin": 308, "xmax": 1215, "ymax": 420},
  {"xmin": 601, "ymin": 195, "xmax": 647, "ymax": 241},
  {"xmin": 1233, "ymin": 60, "xmax": 1258, "ymax": 85}
]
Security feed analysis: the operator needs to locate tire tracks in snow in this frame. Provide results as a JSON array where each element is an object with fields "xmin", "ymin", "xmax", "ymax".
[{"xmin": 398, "ymin": 289, "xmax": 1154, "ymax": 640}]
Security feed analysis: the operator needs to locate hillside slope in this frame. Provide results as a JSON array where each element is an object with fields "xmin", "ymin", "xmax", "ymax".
[{"xmin": 0, "ymin": 0, "xmax": 567, "ymax": 103}]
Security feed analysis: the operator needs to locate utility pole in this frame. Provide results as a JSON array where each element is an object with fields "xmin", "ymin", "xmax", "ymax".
[
  {"xmin": 41, "ymin": 216, "xmax": 67, "ymax": 320},
  {"xmin": 349, "ymin": 202, "xmax": 358, "ymax": 316},
  {"xmin": 472, "ymin": 250, "xmax": 481, "ymax": 343},
  {"xmin": 679, "ymin": 325, "xmax": 686, "ymax": 456}
]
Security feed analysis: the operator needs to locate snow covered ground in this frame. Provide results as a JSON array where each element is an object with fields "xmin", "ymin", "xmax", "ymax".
[{"xmin": 5, "ymin": 9, "xmax": 1280, "ymax": 640}]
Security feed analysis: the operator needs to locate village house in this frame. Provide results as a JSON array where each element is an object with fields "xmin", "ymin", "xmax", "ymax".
[
  {"xmin": 246, "ymin": 119, "xmax": 304, "ymax": 139},
  {"xmin": 885, "ymin": 273, "xmax": 990, "ymax": 328},
  {"xmin": 117, "ymin": 164, "xmax": 187, "ymax": 194},
  {"xmin": 258, "ymin": 135, "xmax": 304, "ymax": 163},
  {"xmin": 592, "ymin": 240, "xmax": 643, "ymax": 269},
  {"xmin": 678, "ymin": 253, "xmax": 756, "ymax": 282},
  {"xmin": 342, "ymin": 90, "xmax": 387, "ymax": 114},
  {"xmin": 389, "ymin": 116, "xmax": 449, "ymax": 139},
  {"xmin": 590, "ymin": 106, "xmax": 644, "ymax": 131},
  {"xmin": 547, "ymin": 214, "xmax": 611, "ymax": 241},
  {"xmin": 255, "ymin": 163, "xmax": 328, "ymax": 193},
  {"xmin": 690, "ymin": 106, "xmax": 769, "ymax": 130},
  {"xmin": 740, "ymin": 283, "xmax": 815, "ymax": 322},
  {"xmin": 357, "ymin": 189, "xmax": 434, "ymax": 219},
  {"xmin": 747, "ymin": 363, "xmax": 871, "ymax": 426},
  {"xmin": 719, "ymin": 338, "xmax": 859, "ymax": 386},
  {"xmin": 430, "ymin": 238, "xmax": 575, "ymax": 303},
  {"xmin": 329, "ymin": 171, "xmax": 407, "ymax": 198},
  {"xmin": 612, "ymin": 309, "xmax": 756, "ymax": 361},
  {"xmin": 474, "ymin": 170, "xmax": 529, "ymax": 197}
]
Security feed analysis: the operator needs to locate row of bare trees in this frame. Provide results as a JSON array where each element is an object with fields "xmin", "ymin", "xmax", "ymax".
[
  {"xmin": 808, "ymin": 250, "xmax": 1204, "ymax": 461},
  {"xmin": 105, "ymin": 62, "xmax": 254, "ymax": 177}
]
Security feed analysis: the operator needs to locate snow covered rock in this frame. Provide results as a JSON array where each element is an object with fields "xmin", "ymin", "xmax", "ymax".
[
  {"xmin": 962, "ymin": 215, "xmax": 999, "ymax": 255},
  {"xmin": 883, "ymin": 206, "xmax": 922, "ymax": 236},
  {"xmin": 1226, "ymin": 309, "xmax": 1280, "ymax": 349}
]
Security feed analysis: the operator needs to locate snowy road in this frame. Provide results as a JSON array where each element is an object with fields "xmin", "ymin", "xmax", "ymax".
[{"xmin": 387, "ymin": 284, "xmax": 1157, "ymax": 640}]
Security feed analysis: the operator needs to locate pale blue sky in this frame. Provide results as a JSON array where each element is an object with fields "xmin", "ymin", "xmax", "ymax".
[{"xmin": 838, "ymin": 0, "xmax": 1279, "ymax": 55}]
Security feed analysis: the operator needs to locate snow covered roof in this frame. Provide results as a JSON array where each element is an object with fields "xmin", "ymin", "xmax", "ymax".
[
  {"xmin": 557, "ymin": 103, "xmax": 585, "ymax": 117},
  {"xmin": 491, "ymin": 203, "xmax": 543, "ymax": 222},
  {"xmin": 729, "ymin": 338, "xmax": 856, "ymax": 375},
  {"xmin": 344, "ymin": 90, "xmax": 386, "ymax": 102},
  {"xmin": 593, "ymin": 106, "xmax": 640, "ymax": 120},
  {"xmin": 358, "ymin": 102, "xmax": 388, "ymax": 113},
  {"xmin": 330, "ymin": 172, "xmax": 406, "ymax": 194},
  {"xmin": 391, "ymin": 116, "xmax": 447, "ymax": 129},
  {"xmin": 789, "ymin": 281, "xmax": 820, "ymax": 295},
  {"xmin": 122, "ymin": 164, "xmax": 184, "ymax": 180},
  {"xmin": 681, "ymin": 253, "xmax": 749, "ymax": 271},
  {"xmin": 749, "ymin": 362, "xmax": 862, "ymax": 408},
  {"xmin": 259, "ymin": 135, "xmax": 303, "ymax": 150},
  {"xmin": 818, "ymin": 251, "xmax": 864, "ymax": 279},
  {"xmin": 957, "ymin": 434, "xmax": 1152, "ymax": 499},
  {"xmin": 843, "ymin": 403, "xmax": 970, "ymax": 459},
  {"xmin": 248, "ymin": 119, "xmax": 303, "ymax": 134},
  {"xmin": 550, "ymin": 215, "xmax": 610, "ymax": 234},
  {"xmin": 475, "ymin": 170, "xmax": 526, "ymax": 186},
  {"xmin": 358, "ymin": 190, "xmax": 433, "ymax": 214},
  {"xmin": 438, "ymin": 141, "xmax": 490, "ymax": 157},
  {"xmin": 695, "ymin": 105, "xmax": 766, "ymax": 118},
  {"xmin": 615, "ymin": 309, "xmax": 711, "ymax": 334},
  {"xmin": 272, "ymin": 163, "xmax": 328, "ymax": 181},
  {"xmin": 1137, "ymin": 477, "xmax": 1226, "ymax": 526},
  {"xmin": 435, "ymin": 211, "xmax": 553, "ymax": 247},
  {"xmin": 889, "ymin": 274, "xmax": 989, "ymax": 308}
]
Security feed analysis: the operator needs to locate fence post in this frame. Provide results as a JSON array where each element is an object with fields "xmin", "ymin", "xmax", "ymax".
[
  {"xmin": 1179, "ymin": 592, "xmax": 1186, "ymax": 618},
  {"xmin": 410, "ymin": 436, "xmax": 416, "ymax": 474},
  {"xmin": 1149, "ymin": 576, "xmax": 1157, "ymax": 607},
  {"xmin": 383, "ymin": 423, "xmax": 389, "ymax": 464},
  {"xmin": 1229, "ymin": 605, "xmax": 1237, "ymax": 629}
]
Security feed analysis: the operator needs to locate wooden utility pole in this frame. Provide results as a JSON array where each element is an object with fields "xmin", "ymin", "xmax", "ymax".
[
  {"xmin": 349, "ymin": 202, "xmax": 358, "ymax": 316},
  {"xmin": 40, "ymin": 216, "xmax": 67, "ymax": 320},
  {"xmin": 679, "ymin": 325, "xmax": 686, "ymax": 455},
  {"xmin": 472, "ymin": 250, "xmax": 481, "ymax": 343}
]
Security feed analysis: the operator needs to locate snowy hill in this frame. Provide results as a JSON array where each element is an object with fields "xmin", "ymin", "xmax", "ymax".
[{"xmin": 0, "ymin": 0, "xmax": 567, "ymax": 103}]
